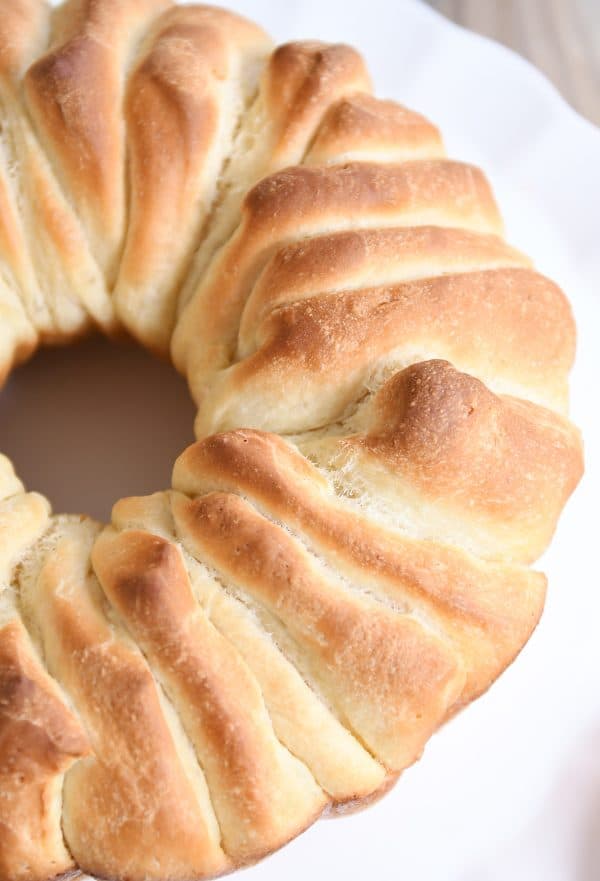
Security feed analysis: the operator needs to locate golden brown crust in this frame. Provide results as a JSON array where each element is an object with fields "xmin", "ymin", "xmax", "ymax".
[
  {"xmin": 195, "ymin": 234, "xmax": 575, "ymax": 435},
  {"xmin": 24, "ymin": 0, "xmax": 170, "ymax": 279},
  {"xmin": 92, "ymin": 527, "xmax": 326, "ymax": 862},
  {"xmin": 201, "ymin": 271, "xmax": 571, "ymax": 434},
  {"xmin": 263, "ymin": 42, "xmax": 371, "ymax": 165},
  {"xmin": 306, "ymin": 93, "xmax": 444, "ymax": 165},
  {"xmin": 0, "ymin": 618, "xmax": 89, "ymax": 881},
  {"xmin": 0, "ymin": 0, "xmax": 115, "ymax": 339},
  {"xmin": 115, "ymin": 6, "xmax": 271, "ymax": 351},
  {"xmin": 172, "ymin": 490, "xmax": 464, "ymax": 771},
  {"xmin": 244, "ymin": 160, "xmax": 500, "ymax": 235},
  {"xmin": 109, "ymin": 491, "xmax": 389, "ymax": 803},
  {"xmin": 22, "ymin": 520, "xmax": 229, "ymax": 881},
  {"xmin": 172, "ymin": 40, "xmax": 373, "ymax": 319},
  {"xmin": 172, "ymin": 430, "xmax": 547, "ymax": 703},
  {"xmin": 238, "ymin": 227, "xmax": 529, "ymax": 348},
  {"xmin": 174, "ymin": 159, "xmax": 502, "ymax": 396},
  {"xmin": 336, "ymin": 360, "xmax": 583, "ymax": 562}
]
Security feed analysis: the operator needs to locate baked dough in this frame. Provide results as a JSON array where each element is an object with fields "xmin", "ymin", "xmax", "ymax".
[{"xmin": 0, "ymin": 2, "xmax": 583, "ymax": 880}]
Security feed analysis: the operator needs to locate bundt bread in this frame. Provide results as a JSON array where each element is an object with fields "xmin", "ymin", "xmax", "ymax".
[{"xmin": 0, "ymin": 2, "xmax": 583, "ymax": 880}]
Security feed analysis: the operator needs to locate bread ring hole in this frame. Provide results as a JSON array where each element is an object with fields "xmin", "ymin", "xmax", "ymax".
[{"xmin": 0, "ymin": 335, "xmax": 196, "ymax": 520}]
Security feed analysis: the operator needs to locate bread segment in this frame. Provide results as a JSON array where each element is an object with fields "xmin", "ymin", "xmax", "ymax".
[
  {"xmin": 0, "ymin": 469, "xmax": 75, "ymax": 881},
  {"xmin": 305, "ymin": 93, "xmax": 445, "ymax": 165},
  {"xmin": 236, "ymin": 228, "xmax": 530, "ymax": 354},
  {"xmin": 172, "ymin": 489, "xmax": 465, "ymax": 770},
  {"xmin": 18, "ymin": 518, "xmax": 229, "ymax": 881},
  {"xmin": 198, "ymin": 271, "xmax": 573, "ymax": 438},
  {"xmin": 297, "ymin": 360, "xmax": 583, "ymax": 563},
  {"xmin": 0, "ymin": 616, "xmax": 89, "ymax": 881},
  {"xmin": 174, "ymin": 40, "xmax": 372, "ymax": 315},
  {"xmin": 0, "ymin": 0, "xmax": 70, "ymax": 341},
  {"xmin": 24, "ymin": 0, "xmax": 171, "ymax": 282},
  {"xmin": 195, "ymin": 227, "xmax": 577, "ymax": 435},
  {"xmin": 92, "ymin": 526, "xmax": 327, "ymax": 862},
  {"xmin": 173, "ymin": 430, "xmax": 547, "ymax": 703},
  {"xmin": 114, "ymin": 6, "xmax": 271, "ymax": 352},
  {"xmin": 0, "ymin": 0, "xmax": 113, "ymax": 340},
  {"xmin": 174, "ymin": 159, "xmax": 503, "ymax": 400},
  {"xmin": 110, "ymin": 492, "xmax": 387, "ymax": 804}
]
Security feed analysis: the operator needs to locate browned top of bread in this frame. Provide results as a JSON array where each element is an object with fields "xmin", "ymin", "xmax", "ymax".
[
  {"xmin": 0, "ymin": 618, "xmax": 89, "ymax": 881},
  {"xmin": 172, "ymin": 429, "xmax": 547, "ymax": 703},
  {"xmin": 306, "ymin": 93, "xmax": 444, "ymax": 164},
  {"xmin": 265, "ymin": 41, "xmax": 371, "ymax": 163}
]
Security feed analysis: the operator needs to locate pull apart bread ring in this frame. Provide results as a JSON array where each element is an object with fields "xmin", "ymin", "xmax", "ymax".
[{"xmin": 0, "ymin": 2, "xmax": 582, "ymax": 879}]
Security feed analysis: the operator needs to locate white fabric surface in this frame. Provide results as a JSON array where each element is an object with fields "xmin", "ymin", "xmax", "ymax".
[{"xmin": 41, "ymin": 1, "xmax": 600, "ymax": 878}]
